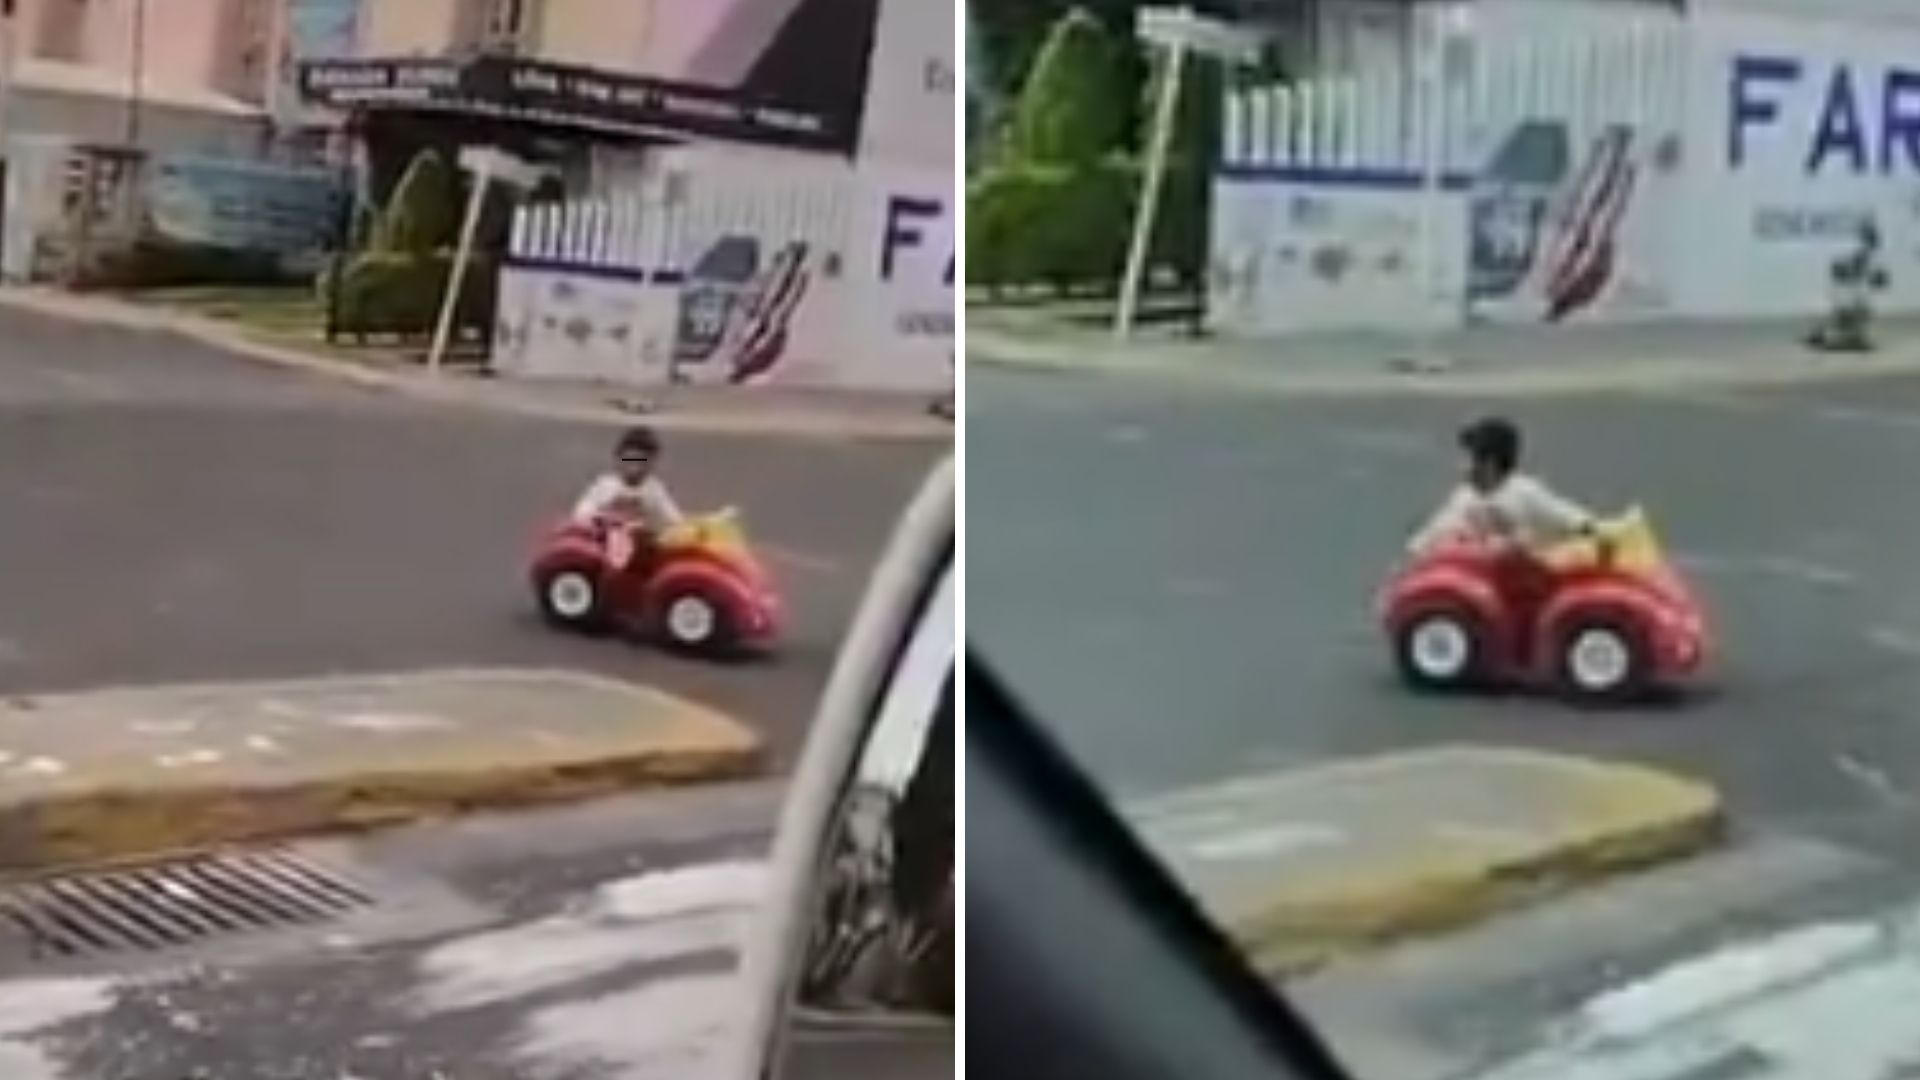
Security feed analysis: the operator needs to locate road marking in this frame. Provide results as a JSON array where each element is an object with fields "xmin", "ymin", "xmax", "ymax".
[
  {"xmin": 1574, "ymin": 921, "xmax": 1881, "ymax": 1041},
  {"xmin": 1677, "ymin": 552, "xmax": 1855, "ymax": 589},
  {"xmin": 1868, "ymin": 626, "xmax": 1920, "ymax": 657},
  {"xmin": 760, "ymin": 542, "xmax": 841, "ymax": 575},
  {"xmin": 0, "ymin": 977, "xmax": 113, "ymax": 1080},
  {"xmin": 412, "ymin": 859, "xmax": 763, "ymax": 1014},
  {"xmin": 1329, "ymin": 428, "xmax": 1430, "ymax": 457},
  {"xmin": 1835, "ymin": 753, "xmax": 1909, "ymax": 805}
]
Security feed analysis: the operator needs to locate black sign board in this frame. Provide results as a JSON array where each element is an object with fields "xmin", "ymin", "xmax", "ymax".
[
  {"xmin": 299, "ymin": 58, "xmax": 469, "ymax": 108},
  {"xmin": 300, "ymin": 53, "xmax": 861, "ymax": 154}
]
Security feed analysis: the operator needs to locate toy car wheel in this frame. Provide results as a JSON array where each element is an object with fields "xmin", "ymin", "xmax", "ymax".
[
  {"xmin": 1395, "ymin": 608, "xmax": 1487, "ymax": 690},
  {"xmin": 538, "ymin": 569, "xmax": 604, "ymax": 630},
  {"xmin": 659, "ymin": 586, "xmax": 737, "ymax": 653},
  {"xmin": 1556, "ymin": 617, "xmax": 1649, "ymax": 703}
]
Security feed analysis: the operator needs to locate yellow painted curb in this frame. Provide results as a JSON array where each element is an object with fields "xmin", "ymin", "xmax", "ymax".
[
  {"xmin": 0, "ymin": 669, "xmax": 766, "ymax": 876},
  {"xmin": 1138, "ymin": 749, "xmax": 1726, "ymax": 977}
]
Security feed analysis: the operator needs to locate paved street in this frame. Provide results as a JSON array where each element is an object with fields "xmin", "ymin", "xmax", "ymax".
[
  {"xmin": 0, "ymin": 783, "xmax": 951, "ymax": 1078},
  {"xmin": 0, "ymin": 305, "xmax": 941, "ymax": 761},
  {"xmin": 972, "ymin": 362, "xmax": 1920, "ymax": 840},
  {"xmin": 973, "ymin": 357, "xmax": 1920, "ymax": 1076}
]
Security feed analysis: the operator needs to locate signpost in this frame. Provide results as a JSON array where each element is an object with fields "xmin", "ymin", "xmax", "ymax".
[
  {"xmin": 427, "ymin": 146, "xmax": 545, "ymax": 376},
  {"xmin": 1115, "ymin": 8, "xmax": 1261, "ymax": 341}
]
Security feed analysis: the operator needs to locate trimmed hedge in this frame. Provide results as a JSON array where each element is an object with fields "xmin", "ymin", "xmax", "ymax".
[
  {"xmin": 328, "ymin": 251, "xmax": 496, "ymax": 338},
  {"xmin": 966, "ymin": 158, "xmax": 1203, "ymax": 292},
  {"xmin": 1001, "ymin": 8, "xmax": 1126, "ymax": 168},
  {"xmin": 373, "ymin": 150, "xmax": 458, "ymax": 256}
]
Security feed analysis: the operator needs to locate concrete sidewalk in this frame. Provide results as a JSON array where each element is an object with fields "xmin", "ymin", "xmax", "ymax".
[
  {"xmin": 972, "ymin": 305, "xmax": 1920, "ymax": 396},
  {"xmin": 1128, "ymin": 747, "xmax": 1724, "ymax": 975},
  {"xmin": 0, "ymin": 668, "xmax": 761, "ymax": 873},
  {"xmin": 0, "ymin": 287, "xmax": 951, "ymax": 441}
]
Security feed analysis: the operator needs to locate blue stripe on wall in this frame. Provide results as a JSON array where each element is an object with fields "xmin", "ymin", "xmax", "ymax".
[
  {"xmin": 502, "ymin": 257, "xmax": 668, "ymax": 284},
  {"xmin": 1217, "ymin": 163, "xmax": 1475, "ymax": 191}
]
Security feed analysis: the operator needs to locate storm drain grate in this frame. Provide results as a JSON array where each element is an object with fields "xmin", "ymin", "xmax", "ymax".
[{"xmin": 0, "ymin": 849, "xmax": 375, "ymax": 959}]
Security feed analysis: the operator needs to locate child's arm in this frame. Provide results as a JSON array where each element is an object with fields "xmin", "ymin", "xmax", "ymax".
[
  {"xmin": 1408, "ymin": 487, "xmax": 1473, "ymax": 554},
  {"xmin": 571, "ymin": 475, "xmax": 619, "ymax": 524},
  {"xmin": 1518, "ymin": 477, "xmax": 1595, "ymax": 538}
]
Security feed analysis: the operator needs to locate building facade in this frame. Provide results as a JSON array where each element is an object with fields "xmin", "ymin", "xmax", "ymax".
[{"xmin": 1207, "ymin": 0, "xmax": 1920, "ymax": 333}]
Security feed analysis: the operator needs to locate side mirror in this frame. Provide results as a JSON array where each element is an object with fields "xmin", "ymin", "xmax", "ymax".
[{"xmin": 724, "ymin": 459, "xmax": 955, "ymax": 1079}]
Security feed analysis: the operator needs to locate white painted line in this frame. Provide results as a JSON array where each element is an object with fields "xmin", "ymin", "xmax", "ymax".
[{"xmin": 760, "ymin": 542, "xmax": 841, "ymax": 575}]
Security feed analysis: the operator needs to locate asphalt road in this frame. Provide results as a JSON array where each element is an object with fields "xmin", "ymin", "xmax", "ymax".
[
  {"xmin": 0, "ymin": 307, "xmax": 941, "ymax": 760},
  {"xmin": 0, "ymin": 782, "xmax": 951, "ymax": 1078},
  {"xmin": 971, "ymin": 363, "xmax": 1920, "ymax": 839}
]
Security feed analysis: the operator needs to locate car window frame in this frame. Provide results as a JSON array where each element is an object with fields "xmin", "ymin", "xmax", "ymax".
[{"xmin": 723, "ymin": 457, "xmax": 954, "ymax": 1080}]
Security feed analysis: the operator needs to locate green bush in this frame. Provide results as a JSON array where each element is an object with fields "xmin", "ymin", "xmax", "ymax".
[
  {"xmin": 85, "ymin": 240, "xmax": 295, "ymax": 289},
  {"xmin": 372, "ymin": 150, "xmax": 457, "ymax": 255},
  {"xmin": 1002, "ymin": 9, "xmax": 1126, "ymax": 168},
  {"xmin": 330, "ymin": 251, "xmax": 495, "ymax": 338},
  {"xmin": 966, "ymin": 162, "xmax": 1132, "ymax": 291}
]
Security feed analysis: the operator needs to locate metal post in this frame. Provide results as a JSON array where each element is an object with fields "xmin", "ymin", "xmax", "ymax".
[
  {"xmin": 264, "ymin": 0, "xmax": 290, "ymax": 139},
  {"xmin": 0, "ymin": 0, "xmax": 17, "ymax": 257},
  {"xmin": 428, "ymin": 160, "xmax": 491, "ymax": 375},
  {"xmin": 1115, "ymin": 37, "xmax": 1188, "ymax": 341},
  {"xmin": 1416, "ymin": 9, "xmax": 1443, "ymax": 331},
  {"xmin": 126, "ymin": 0, "xmax": 146, "ymax": 148}
]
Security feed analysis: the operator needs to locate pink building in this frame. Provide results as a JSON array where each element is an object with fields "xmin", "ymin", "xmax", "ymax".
[{"xmin": 7, "ymin": 0, "xmax": 275, "ymax": 153}]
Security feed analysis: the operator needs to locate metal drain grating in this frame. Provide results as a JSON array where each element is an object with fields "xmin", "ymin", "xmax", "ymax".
[{"xmin": 0, "ymin": 849, "xmax": 375, "ymax": 959}]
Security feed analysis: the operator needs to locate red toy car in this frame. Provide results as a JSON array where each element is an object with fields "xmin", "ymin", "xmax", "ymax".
[
  {"xmin": 530, "ymin": 509, "xmax": 781, "ymax": 655},
  {"xmin": 1380, "ymin": 508, "xmax": 1708, "ymax": 702}
]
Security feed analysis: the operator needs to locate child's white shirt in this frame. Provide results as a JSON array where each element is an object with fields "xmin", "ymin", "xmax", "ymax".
[
  {"xmin": 572, "ymin": 473, "xmax": 684, "ymax": 532},
  {"xmin": 1410, "ymin": 473, "xmax": 1592, "ymax": 554}
]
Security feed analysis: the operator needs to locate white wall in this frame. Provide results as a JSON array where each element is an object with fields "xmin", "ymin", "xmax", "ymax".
[
  {"xmin": 1677, "ymin": 6, "xmax": 1920, "ymax": 316},
  {"xmin": 857, "ymin": 0, "xmax": 953, "ymax": 169}
]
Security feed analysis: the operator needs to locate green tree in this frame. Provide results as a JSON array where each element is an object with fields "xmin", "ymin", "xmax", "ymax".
[
  {"xmin": 373, "ymin": 149, "xmax": 457, "ymax": 255},
  {"xmin": 1003, "ymin": 9, "xmax": 1126, "ymax": 167}
]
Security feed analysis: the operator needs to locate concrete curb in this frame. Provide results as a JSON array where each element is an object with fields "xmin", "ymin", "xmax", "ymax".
[
  {"xmin": 0, "ymin": 668, "xmax": 765, "ymax": 875},
  {"xmin": 0, "ymin": 289, "xmax": 949, "ymax": 442},
  {"xmin": 972, "ymin": 326, "xmax": 1920, "ymax": 399},
  {"xmin": 1129, "ymin": 748, "xmax": 1725, "ymax": 976}
]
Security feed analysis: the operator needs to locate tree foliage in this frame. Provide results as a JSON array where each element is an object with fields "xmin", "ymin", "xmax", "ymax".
[
  {"xmin": 373, "ymin": 149, "xmax": 457, "ymax": 255},
  {"xmin": 1002, "ymin": 9, "xmax": 1127, "ymax": 167}
]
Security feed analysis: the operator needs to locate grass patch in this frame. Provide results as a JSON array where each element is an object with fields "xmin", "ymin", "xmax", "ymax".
[{"xmin": 121, "ymin": 285, "xmax": 323, "ymax": 337}]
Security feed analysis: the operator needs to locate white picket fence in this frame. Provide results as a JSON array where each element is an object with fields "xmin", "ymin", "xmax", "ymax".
[
  {"xmin": 1221, "ymin": 20, "xmax": 1688, "ymax": 178},
  {"xmin": 505, "ymin": 158, "xmax": 854, "ymax": 279},
  {"xmin": 508, "ymin": 182, "xmax": 683, "ymax": 278}
]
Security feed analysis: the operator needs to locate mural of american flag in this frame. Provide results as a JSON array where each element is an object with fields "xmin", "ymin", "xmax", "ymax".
[
  {"xmin": 726, "ymin": 240, "xmax": 812, "ymax": 385},
  {"xmin": 1541, "ymin": 125, "xmax": 1637, "ymax": 321}
]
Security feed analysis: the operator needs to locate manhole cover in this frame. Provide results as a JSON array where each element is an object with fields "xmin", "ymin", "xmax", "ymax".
[{"xmin": 0, "ymin": 849, "xmax": 373, "ymax": 960}]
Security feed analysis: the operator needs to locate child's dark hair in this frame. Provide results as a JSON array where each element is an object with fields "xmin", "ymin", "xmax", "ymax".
[
  {"xmin": 1459, "ymin": 416, "xmax": 1520, "ymax": 475},
  {"xmin": 616, "ymin": 425, "xmax": 661, "ymax": 459}
]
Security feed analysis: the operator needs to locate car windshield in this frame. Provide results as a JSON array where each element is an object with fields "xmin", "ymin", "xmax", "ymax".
[{"xmin": 970, "ymin": 4, "xmax": 1920, "ymax": 1075}]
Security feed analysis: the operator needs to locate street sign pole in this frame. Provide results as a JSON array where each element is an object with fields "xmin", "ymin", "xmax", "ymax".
[
  {"xmin": 428, "ymin": 159, "xmax": 492, "ymax": 377},
  {"xmin": 0, "ymin": 0, "xmax": 16, "ymax": 259},
  {"xmin": 1115, "ymin": 37, "xmax": 1186, "ymax": 342},
  {"xmin": 428, "ymin": 147, "xmax": 544, "ymax": 375},
  {"xmin": 1115, "ymin": 8, "xmax": 1260, "ymax": 343}
]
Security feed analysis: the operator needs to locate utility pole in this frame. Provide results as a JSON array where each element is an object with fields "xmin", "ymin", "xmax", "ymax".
[
  {"xmin": 0, "ymin": 0, "xmax": 15, "ymax": 276},
  {"xmin": 126, "ymin": 0, "xmax": 146, "ymax": 148}
]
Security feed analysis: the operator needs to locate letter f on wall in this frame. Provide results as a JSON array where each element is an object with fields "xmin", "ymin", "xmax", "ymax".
[{"xmin": 1730, "ymin": 55, "xmax": 1802, "ymax": 168}]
